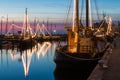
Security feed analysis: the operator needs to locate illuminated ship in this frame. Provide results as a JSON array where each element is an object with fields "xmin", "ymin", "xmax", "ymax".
[
  {"xmin": 18, "ymin": 8, "xmax": 36, "ymax": 47},
  {"xmin": 54, "ymin": 0, "xmax": 112, "ymax": 67}
]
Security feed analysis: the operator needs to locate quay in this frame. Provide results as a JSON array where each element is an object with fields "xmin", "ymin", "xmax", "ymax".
[{"xmin": 88, "ymin": 38, "xmax": 120, "ymax": 80}]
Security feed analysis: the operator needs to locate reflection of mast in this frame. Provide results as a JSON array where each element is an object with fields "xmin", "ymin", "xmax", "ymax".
[
  {"xmin": 42, "ymin": 42, "xmax": 51, "ymax": 56},
  {"xmin": 22, "ymin": 47, "xmax": 36, "ymax": 77},
  {"xmin": 6, "ymin": 49, "xmax": 9, "ymax": 66},
  {"xmin": 25, "ymin": 51, "xmax": 28, "ymax": 76},
  {"xmin": 22, "ymin": 49, "xmax": 32, "ymax": 77},
  {"xmin": 0, "ymin": 49, "xmax": 3, "ymax": 65},
  {"xmin": 51, "ymin": 43, "xmax": 57, "ymax": 57},
  {"xmin": 36, "ymin": 42, "xmax": 51, "ymax": 59},
  {"xmin": 8, "ymin": 49, "xmax": 20, "ymax": 61},
  {"xmin": 8, "ymin": 47, "xmax": 36, "ymax": 77},
  {"xmin": 8, "ymin": 42, "xmax": 52, "ymax": 77}
]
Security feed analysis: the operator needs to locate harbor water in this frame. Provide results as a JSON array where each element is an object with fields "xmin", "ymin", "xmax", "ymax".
[{"xmin": 0, "ymin": 41, "xmax": 94, "ymax": 80}]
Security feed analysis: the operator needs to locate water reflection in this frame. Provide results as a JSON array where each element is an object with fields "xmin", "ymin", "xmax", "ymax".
[
  {"xmin": 54, "ymin": 64, "xmax": 95, "ymax": 80},
  {"xmin": 0, "ymin": 41, "xmax": 57, "ymax": 80},
  {"xmin": 37, "ymin": 42, "xmax": 51, "ymax": 59}
]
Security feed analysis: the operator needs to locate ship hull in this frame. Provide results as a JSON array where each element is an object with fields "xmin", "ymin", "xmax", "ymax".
[
  {"xmin": 54, "ymin": 46, "xmax": 105, "ymax": 80},
  {"xmin": 54, "ymin": 46, "xmax": 105, "ymax": 67}
]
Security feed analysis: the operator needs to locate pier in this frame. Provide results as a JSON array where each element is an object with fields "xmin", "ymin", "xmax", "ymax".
[{"xmin": 88, "ymin": 37, "xmax": 120, "ymax": 80}]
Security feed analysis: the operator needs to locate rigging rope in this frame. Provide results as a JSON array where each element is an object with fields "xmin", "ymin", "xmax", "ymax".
[
  {"xmin": 80, "ymin": 0, "xmax": 84, "ymax": 21},
  {"xmin": 79, "ymin": 0, "xmax": 84, "ymax": 28},
  {"xmin": 64, "ymin": 0, "xmax": 72, "ymax": 26},
  {"xmin": 94, "ymin": 0, "xmax": 100, "ymax": 21}
]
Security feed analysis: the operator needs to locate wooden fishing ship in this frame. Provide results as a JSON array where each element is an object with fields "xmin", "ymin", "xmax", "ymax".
[
  {"xmin": 18, "ymin": 8, "xmax": 36, "ymax": 48},
  {"xmin": 54, "ymin": 0, "xmax": 110, "ymax": 67}
]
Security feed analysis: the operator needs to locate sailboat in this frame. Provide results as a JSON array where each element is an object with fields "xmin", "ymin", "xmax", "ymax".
[
  {"xmin": 54, "ymin": 0, "xmax": 109, "ymax": 67},
  {"xmin": 19, "ymin": 8, "xmax": 36, "ymax": 48}
]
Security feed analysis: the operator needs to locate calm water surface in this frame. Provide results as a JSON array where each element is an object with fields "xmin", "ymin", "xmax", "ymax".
[
  {"xmin": 0, "ymin": 41, "xmax": 93, "ymax": 80},
  {"xmin": 0, "ymin": 41, "xmax": 60, "ymax": 80}
]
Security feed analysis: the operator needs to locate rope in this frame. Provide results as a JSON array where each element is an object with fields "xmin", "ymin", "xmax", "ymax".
[{"xmin": 64, "ymin": 0, "xmax": 72, "ymax": 26}]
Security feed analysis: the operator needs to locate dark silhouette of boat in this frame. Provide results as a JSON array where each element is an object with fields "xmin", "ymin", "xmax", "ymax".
[{"xmin": 18, "ymin": 8, "xmax": 36, "ymax": 48}]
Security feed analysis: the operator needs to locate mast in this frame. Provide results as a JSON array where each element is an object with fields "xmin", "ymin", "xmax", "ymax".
[
  {"xmin": 51, "ymin": 22, "xmax": 52, "ymax": 36},
  {"xmin": 1, "ymin": 19, "xmax": 2, "ymax": 35},
  {"xmin": 86, "ymin": 0, "xmax": 89, "ymax": 27},
  {"xmin": 25, "ymin": 8, "xmax": 28, "ymax": 33},
  {"xmin": 47, "ymin": 18, "xmax": 49, "ymax": 31},
  {"xmin": 12, "ymin": 20, "xmax": 14, "ymax": 35},
  {"xmin": 25, "ymin": 51, "xmax": 28, "ymax": 77},
  {"xmin": 73, "ymin": 0, "xmax": 80, "ymax": 52},
  {"xmin": 73, "ymin": 0, "xmax": 79, "ymax": 32},
  {"xmin": 6, "ymin": 15, "xmax": 8, "ymax": 34},
  {"xmin": 34, "ymin": 18, "xmax": 36, "ymax": 33}
]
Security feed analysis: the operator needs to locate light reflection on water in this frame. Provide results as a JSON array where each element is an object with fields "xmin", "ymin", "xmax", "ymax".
[{"xmin": 0, "ymin": 41, "xmax": 58, "ymax": 80}]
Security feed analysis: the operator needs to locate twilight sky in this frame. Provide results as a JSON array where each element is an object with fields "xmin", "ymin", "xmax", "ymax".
[{"xmin": 0, "ymin": 0, "xmax": 120, "ymax": 22}]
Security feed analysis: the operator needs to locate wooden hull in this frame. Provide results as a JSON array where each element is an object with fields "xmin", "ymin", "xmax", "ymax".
[
  {"xmin": 54, "ymin": 46, "xmax": 105, "ymax": 67},
  {"xmin": 54, "ymin": 46, "xmax": 105, "ymax": 80},
  {"xmin": 54, "ymin": 63, "xmax": 95, "ymax": 80}
]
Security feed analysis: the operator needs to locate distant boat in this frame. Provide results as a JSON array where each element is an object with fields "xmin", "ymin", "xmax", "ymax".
[
  {"xmin": 18, "ymin": 8, "xmax": 36, "ymax": 47},
  {"xmin": 54, "ymin": 0, "xmax": 111, "ymax": 67}
]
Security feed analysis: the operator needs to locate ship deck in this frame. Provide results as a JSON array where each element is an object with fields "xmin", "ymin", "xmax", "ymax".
[{"xmin": 88, "ymin": 37, "xmax": 120, "ymax": 80}]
